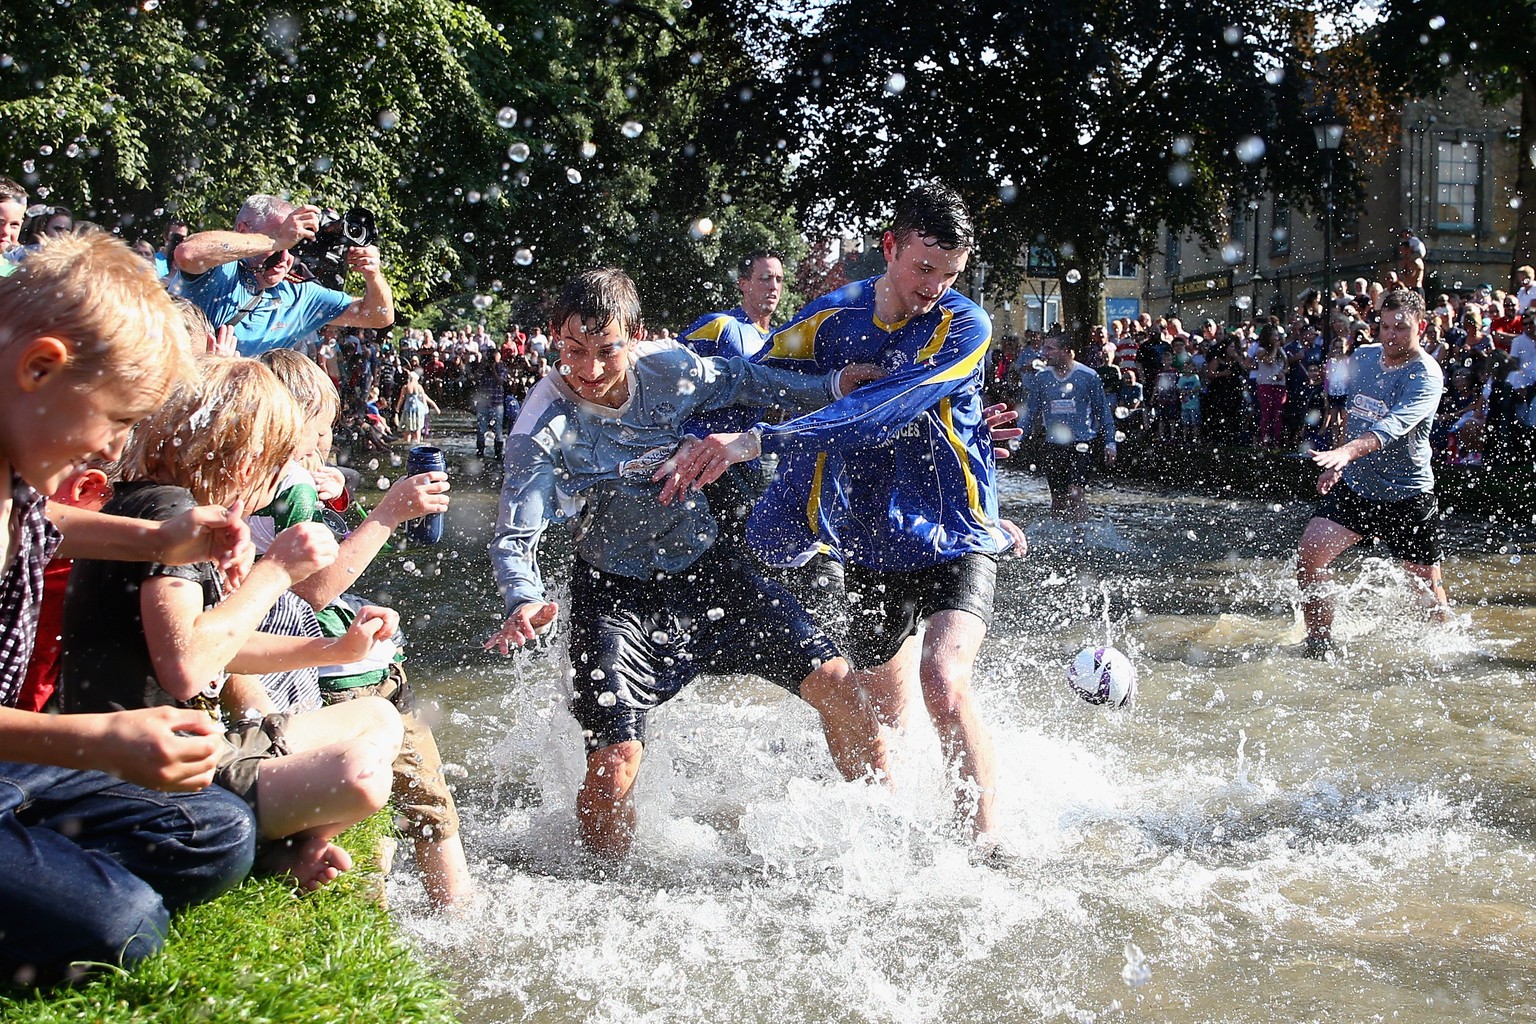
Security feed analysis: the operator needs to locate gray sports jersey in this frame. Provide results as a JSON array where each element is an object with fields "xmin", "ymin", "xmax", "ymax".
[
  {"xmin": 1018, "ymin": 362, "xmax": 1115, "ymax": 446},
  {"xmin": 1341, "ymin": 344, "xmax": 1444, "ymax": 501},
  {"xmin": 489, "ymin": 341, "xmax": 840, "ymax": 612}
]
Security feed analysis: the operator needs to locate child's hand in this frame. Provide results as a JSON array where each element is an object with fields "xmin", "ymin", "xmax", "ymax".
[
  {"xmin": 372, "ymin": 471, "xmax": 450, "ymax": 529},
  {"xmin": 327, "ymin": 605, "xmax": 398, "ymax": 663},
  {"xmin": 97, "ymin": 707, "xmax": 224, "ymax": 791},
  {"xmin": 311, "ymin": 465, "xmax": 347, "ymax": 503},
  {"xmin": 265, "ymin": 522, "xmax": 339, "ymax": 582},
  {"xmin": 484, "ymin": 602, "xmax": 558, "ymax": 655},
  {"xmin": 158, "ymin": 500, "xmax": 254, "ymax": 577}
]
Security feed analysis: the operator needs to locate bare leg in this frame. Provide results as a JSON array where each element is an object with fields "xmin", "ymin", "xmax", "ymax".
[
  {"xmin": 919, "ymin": 610, "xmax": 999, "ymax": 836},
  {"xmin": 256, "ymin": 699, "xmax": 402, "ymax": 841},
  {"xmin": 1402, "ymin": 560, "xmax": 1451, "ymax": 622},
  {"xmin": 1296, "ymin": 515, "xmax": 1362, "ymax": 651},
  {"xmin": 415, "ymin": 834, "xmax": 473, "ymax": 910},
  {"xmin": 858, "ymin": 634, "xmax": 921, "ymax": 734},
  {"xmin": 797, "ymin": 656, "xmax": 887, "ymax": 782},
  {"xmin": 577, "ymin": 741, "xmax": 643, "ymax": 858}
]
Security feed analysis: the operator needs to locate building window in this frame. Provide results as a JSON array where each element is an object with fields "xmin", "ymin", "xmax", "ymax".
[
  {"xmin": 1025, "ymin": 296, "xmax": 1060, "ymax": 332},
  {"xmin": 1270, "ymin": 201, "xmax": 1291, "ymax": 256},
  {"xmin": 1105, "ymin": 248, "xmax": 1137, "ymax": 279},
  {"xmin": 1165, "ymin": 230, "xmax": 1180, "ymax": 277},
  {"xmin": 1435, "ymin": 140, "xmax": 1482, "ymax": 233}
]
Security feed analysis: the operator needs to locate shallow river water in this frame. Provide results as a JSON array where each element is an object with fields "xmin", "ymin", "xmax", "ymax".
[{"xmin": 362, "ymin": 443, "xmax": 1536, "ymax": 1024}]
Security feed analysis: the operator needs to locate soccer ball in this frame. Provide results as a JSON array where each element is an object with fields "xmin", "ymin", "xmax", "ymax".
[{"xmin": 1067, "ymin": 646, "xmax": 1138, "ymax": 708}]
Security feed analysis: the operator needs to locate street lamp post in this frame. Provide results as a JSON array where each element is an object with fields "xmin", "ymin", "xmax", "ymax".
[
  {"xmin": 1248, "ymin": 198, "xmax": 1261, "ymax": 318},
  {"xmin": 1314, "ymin": 117, "xmax": 1346, "ymax": 306}
]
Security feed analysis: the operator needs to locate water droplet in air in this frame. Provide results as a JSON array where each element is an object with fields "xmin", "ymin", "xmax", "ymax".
[
  {"xmin": 514, "ymin": 247, "xmax": 533, "ymax": 266},
  {"xmin": 566, "ymin": 167, "xmax": 582, "ymax": 184},
  {"xmin": 508, "ymin": 142, "xmax": 530, "ymax": 162},
  {"xmin": 472, "ymin": 294, "xmax": 493, "ymax": 310},
  {"xmin": 1221, "ymin": 243, "xmax": 1245, "ymax": 265},
  {"xmin": 38, "ymin": 145, "xmax": 53, "ymax": 156},
  {"xmin": 1235, "ymin": 135, "xmax": 1266, "ymax": 164},
  {"xmin": 651, "ymin": 630, "xmax": 669, "ymax": 644},
  {"xmin": 1171, "ymin": 134, "xmax": 1193, "ymax": 157},
  {"xmin": 1265, "ymin": 67, "xmax": 1284, "ymax": 84},
  {"xmin": 1428, "ymin": 14, "xmax": 1446, "ymax": 29},
  {"xmin": 377, "ymin": 477, "xmax": 390, "ymax": 489},
  {"xmin": 1065, "ymin": 268, "xmax": 1082, "ymax": 284},
  {"xmin": 706, "ymin": 607, "xmax": 725, "ymax": 621},
  {"xmin": 885, "ymin": 73, "xmax": 906, "ymax": 94},
  {"xmin": 496, "ymin": 106, "xmax": 517, "ymax": 128},
  {"xmin": 1222, "ymin": 25, "xmax": 1241, "ymax": 45},
  {"xmin": 689, "ymin": 217, "xmax": 714, "ymax": 240},
  {"xmin": 377, "ymin": 110, "xmax": 399, "ymax": 130},
  {"xmin": 596, "ymin": 691, "xmax": 617, "ymax": 706},
  {"xmin": 1236, "ymin": 295, "xmax": 1253, "ymax": 310},
  {"xmin": 580, "ymin": 141, "xmax": 597, "ymax": 159},
  {"xmin": 1169, "ymin": 162, "xmax": 1192, "ymax": 186},
  {"xmin": 621, "ymin": 120, "xmax": 644, "ymax": 139}
]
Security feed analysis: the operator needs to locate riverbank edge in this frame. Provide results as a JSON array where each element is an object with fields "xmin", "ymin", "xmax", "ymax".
[{"xmin": 0, "ymin": 812, "xmax": 460, "ymax": 1024}]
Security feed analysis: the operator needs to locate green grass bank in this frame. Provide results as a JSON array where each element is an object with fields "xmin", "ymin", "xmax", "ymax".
[{"xmin": 0, "ymin": 814, "xmax": 458, "ymax": 1024}]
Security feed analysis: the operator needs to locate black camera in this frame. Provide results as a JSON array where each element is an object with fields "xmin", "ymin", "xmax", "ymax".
[{"xmin": 290, "ymin": 206, "xmax": 378, "ymax": 290}]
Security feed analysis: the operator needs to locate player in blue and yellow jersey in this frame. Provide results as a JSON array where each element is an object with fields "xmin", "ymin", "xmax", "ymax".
[
  {"xmin": 662, "ymin": 184, "xmax": 1020, "ymax": 842},
  {"xmin": 676, "ymin": 251, "xmax": 788, "ymax": 548}
]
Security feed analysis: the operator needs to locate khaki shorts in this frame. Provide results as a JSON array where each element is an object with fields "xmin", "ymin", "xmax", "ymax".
[
  {"xmin": 322, "ymin": 665, "xmax": 459, "ymax": 843},
  {"xmin": 215, "ymin": 713, "xmax": 292, "ymax": 815}
]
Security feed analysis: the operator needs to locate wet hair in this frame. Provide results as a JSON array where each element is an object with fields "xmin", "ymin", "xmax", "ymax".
[
  {"xmin": 0, "ymin": 228, "xmax": 193, "ymax": 396},
  {"xmin": 551, "ymin": 268, "xmax": 642, "ymax": 340},
  {"xmin": 890, "ymin": 182, "xmax": 974, "ymax": 252},
  {"xmin": 122, "ymin": 356, "xmax": 302, "ymax": 507},
  {"xmin": 0, "ymin": 177, "xmax": 26, "ymax": 205},
  {"xmin": 1379, "ymin": 287, "xmax": 1426, "ymax": 321},
  {"xmin": 260, "ymin": 348, "xmax": 340, "ymax": 425},
  {"xmin": 737, "ymin": 250, "xmax": 784, "ymax": 279}
]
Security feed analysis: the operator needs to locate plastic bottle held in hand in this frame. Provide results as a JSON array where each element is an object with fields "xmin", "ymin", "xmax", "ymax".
[{"xmin": 405, "ymin": 446, "xmax": 447, "ymax": 545}]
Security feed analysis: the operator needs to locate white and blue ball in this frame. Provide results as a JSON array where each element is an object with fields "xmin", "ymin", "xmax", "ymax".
[{"xmin": 1067, "ymin": 646, "xmax": 1138, "ymax": 708}]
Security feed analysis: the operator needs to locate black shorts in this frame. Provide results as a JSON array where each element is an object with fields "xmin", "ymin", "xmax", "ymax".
[
  {"xmin": 833, "ymin": 553, "xmax": 998, "ymax": 669},
  {"xmin": 1041, "ymin": 442, "xmax": 1092, "ymax": 497},
  {"xmin": 1316, "ymin": 485, "xmax": 1443, "ymax": 565},
  {"xmin": 567, "ymin": 550, "xmax": 840, "ymax": 753}
]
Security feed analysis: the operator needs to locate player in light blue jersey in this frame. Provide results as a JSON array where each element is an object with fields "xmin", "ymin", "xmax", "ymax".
[
  {"xmin": 1298, "ymin": 288, "xmax": 1449, "ymax": 658},
  {"xmin": 1017, "ymin": 331, "xmax": 1118, "ymax": 520},
  {"xmin": 484, "ymin": 269, "xmax": 885, "ymax": 857},
  {"xmin": 663, "ymin": 184, "xmax": 1021, "ymax": 843}
]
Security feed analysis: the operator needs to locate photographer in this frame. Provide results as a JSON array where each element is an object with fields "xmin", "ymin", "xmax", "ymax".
[{"xmin": 172, "ymin": 194, "xmax": 393, "ymax": 357}]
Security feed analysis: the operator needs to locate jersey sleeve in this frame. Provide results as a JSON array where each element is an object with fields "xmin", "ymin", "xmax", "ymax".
[
  {"xmin": 690, "ymin": 352, "xmax": 841, "ymax": 420},
  {"xmin": 1367, "ymin": 363, "xmax": 1443, "ymax": 449},
  {"xmin": 682, "ymin": 313, "xmax": 758, "ymax": 361},
  {"xmin": 757, "ymin": 304, "xmax": 991, "ymax": 457},
  {"xmin": 487, "ymin": 430, "xmax": 561, "ymax": 613}
]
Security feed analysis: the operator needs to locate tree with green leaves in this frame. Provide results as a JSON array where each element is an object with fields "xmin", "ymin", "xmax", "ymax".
[{"xmin": 704, "ymin": 0, "xmax": 1353, "ymax": 336}]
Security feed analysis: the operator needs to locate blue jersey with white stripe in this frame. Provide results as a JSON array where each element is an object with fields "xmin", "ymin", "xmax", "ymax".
[{"xmin": 748, "ymin": 277, "xmax": 1012, "ymax": 571}]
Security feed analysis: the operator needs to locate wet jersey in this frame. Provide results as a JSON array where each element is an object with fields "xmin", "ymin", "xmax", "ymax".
[
  {"xmin": 1341, "ymin": 344, "xmax": 1444, "ymax": 501},
  {"xmin": 747, "ymin": 277, "xmax": 1012, "ymax": 572},
  {"xmin": 678, "ymin": 306, "xmax": 772, "ymax": 437},
  {"xmin": 489, "ymin": 341, "xmax": 840, "ymax": 613},
  {"xmin": 1018, "ymin": 362, "xmax": 1115, "ymax": 447}
]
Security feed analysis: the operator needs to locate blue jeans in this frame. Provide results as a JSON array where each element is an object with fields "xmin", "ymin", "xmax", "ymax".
[
  {"xmin": 0, "ymin": 762, "xmax": 257, "ymax": 984},
  {"xmin": 474, "ymin": 396, "xmax": 503, "ymax": 455}
]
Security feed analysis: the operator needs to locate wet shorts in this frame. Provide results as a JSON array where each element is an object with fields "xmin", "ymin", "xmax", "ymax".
[
  {"xmin": 568, "ymin": 549, "xmax": 841, "ymax": 754},
  {"xmin": 216, "ymin": 713, "xmax": 291, "ymax": 815},
  {"xmin": 322, "ymin": 664, "xmax": 459, "ymax": 843},
  {"xmin": 1316, "ymin": 485, "xmax": 1443, "ymax": 566},
  {"xmin": 1040, "ymin": 442, "xmax": 1093, "ymax": 497},
  {"xmin": 838, "ymin": 553, "xmax": 999, "ymax": 669}
]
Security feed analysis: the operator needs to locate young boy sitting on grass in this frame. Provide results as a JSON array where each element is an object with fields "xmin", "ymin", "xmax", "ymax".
[
  {"xmin": 60, "ymin": 356, "xmax": 404, "ymax": 892},
  {"xmin": 485, "ymin": 268, "xmax": 887, "ymax": 858},
  {"xmin": 0, "ymin": 230, "xmax": 258, "ymax": 986},
  {"xmin": 253, "ymin": 348, "xmax": 471, "ymax": 910}
]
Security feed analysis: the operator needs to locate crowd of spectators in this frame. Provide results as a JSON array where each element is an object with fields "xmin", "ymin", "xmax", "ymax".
[{"xmin": 985, "ymin": 243, "xmax": 1536, "ymax": 474}]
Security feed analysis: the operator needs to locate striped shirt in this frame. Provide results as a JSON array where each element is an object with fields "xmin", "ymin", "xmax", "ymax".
[{"xmin": 0, "ymin": 473, "xmax": 63, "ymax": 707}]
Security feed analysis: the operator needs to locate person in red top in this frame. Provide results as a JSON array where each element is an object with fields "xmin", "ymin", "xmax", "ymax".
[{"xmin": 16, "ymin": 466, "xmax": 114, "ymax": 713}]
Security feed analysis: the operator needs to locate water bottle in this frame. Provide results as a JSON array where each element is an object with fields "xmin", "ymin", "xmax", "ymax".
[{"xmin": 404, "ymin": 445, "xmax": 446, "ymax": 546}]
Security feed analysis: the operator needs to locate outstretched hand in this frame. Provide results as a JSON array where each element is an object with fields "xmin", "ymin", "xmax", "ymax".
[
  {"xmin": 654, "ymin": 430, "xmax": 761, "ymax": 504},
  {"xmin": 159, "ymin": 500, "xmax": 254, "ymax": 583},
  {"xmin": 484, "ymin": 601, "xmax": 559, "ymax": 655},
  {"xmin": 982, "ymin": 403, "xmax": 1023, "ymax": 459}
]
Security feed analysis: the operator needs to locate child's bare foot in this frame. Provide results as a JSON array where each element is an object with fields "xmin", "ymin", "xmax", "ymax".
[{"xmin": 257, "ymin": 836, "xmax": 354, "ymax": 891}]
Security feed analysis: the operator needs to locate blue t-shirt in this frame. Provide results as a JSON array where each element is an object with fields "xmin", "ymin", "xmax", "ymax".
[
  {"xmin": 171, "ymin": 261, "xmax": 352, "ymax": 356},
  {"xmin": 1018, "ymin": 363, "xmax": 1115, "ymax": 447},
  {"xmin": 1341, "ymin": 344, "xmax": 1444, "ymax": 501}
]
